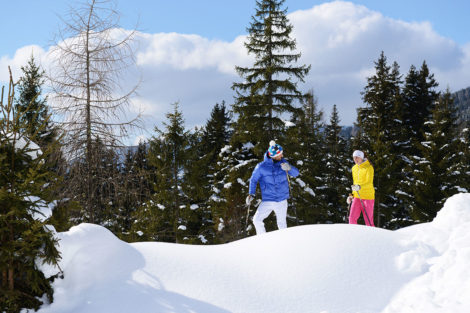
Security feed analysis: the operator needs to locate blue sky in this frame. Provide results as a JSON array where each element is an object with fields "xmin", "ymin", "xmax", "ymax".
[
  {"xmin": 2, "ymin": 0, "xmax": 470, "ymax": 141},
  {"xmin": 2, "ymin": 0, "xmax": 469, "ymax": 57}
]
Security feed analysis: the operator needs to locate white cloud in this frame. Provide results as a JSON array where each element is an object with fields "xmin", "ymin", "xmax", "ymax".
[
  {"xmin": 2, "ymin": 0, "xmax": 470, "ymax": 133},
  {"xmin": 0, "ymin": 45, "xmax": 48, "ymax": 82},
  {"xmin": 136, "ymin": 32, "xmax": 250, "ymax": 75}
]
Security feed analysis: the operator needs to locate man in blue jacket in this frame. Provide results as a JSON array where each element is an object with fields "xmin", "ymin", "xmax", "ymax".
[{"xmin": 246, "ymin": 141, "xmax": 299, "ymax": 234}]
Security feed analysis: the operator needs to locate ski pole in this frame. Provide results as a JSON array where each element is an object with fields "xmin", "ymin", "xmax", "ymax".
[
  {"xmin": 245, "ymin": 200, "xmax": 251, "ymax": 230},
  {"xmin": 356, "ymin": 190, "xmax": 373, "ymax": 226},
  {"xmin": 286, "ymin": 171, "xmax": 299, "ymax": 225},
  {"xmin": 346, "ymin": 193, "xmax": 353, "ymax": 222}
]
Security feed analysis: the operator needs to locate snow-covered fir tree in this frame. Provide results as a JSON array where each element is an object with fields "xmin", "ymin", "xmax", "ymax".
[
  {"xmin": 14, "ymin": 54, "xmax": 55, "ymax": 148},
  {"xmin": 321, "ymin": 104, "xmax": 351, "ymax": 223},
  {"xmin": 0, "ymin": 69, "xmax": 61, "ymax": 312},
  {"xmin": 286, "ymin": 91, "xmax": 323, "ymax": 225},
  {"xmin": 184, "ymin": 102, "xmax": 232, "ymax": 244},
  {"xmin": 355, "ymin": 52, "xmax": 404, "ymax": 228},
  {"xmin": 395, "ymin": 62, "xmax": 439, "ymax": 226},
  {"xmin": 131, "ymin": 103, "xmax": 192, "ymax": 243},
  {"xmin": 213, "ymin": 0, "xmax": 311, "ymax": 241},
  {"xmin": 409, "ymin": 90, "xmax": 461, "ymax": 222}
]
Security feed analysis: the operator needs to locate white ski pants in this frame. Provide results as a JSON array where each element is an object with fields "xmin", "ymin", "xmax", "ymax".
[{"xmin": 253, "ymin": 200, "xmax": 288, "ymax": 234}]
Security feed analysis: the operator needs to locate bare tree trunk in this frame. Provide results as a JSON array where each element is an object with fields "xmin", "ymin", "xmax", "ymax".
[{"xmin": 48, "ymin": 0, "xmax": 141, "ymax": 224}]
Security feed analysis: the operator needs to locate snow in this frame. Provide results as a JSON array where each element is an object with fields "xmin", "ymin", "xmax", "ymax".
[
  {"xmin": 25, "ymin": 196, "xmax": 55, "ymax": 222},
  {"xmin": 6, "ymin": 132, "xmax": 42, "ymax": 159},
  {"xmin": 242, "ymin": 142, "xmax": 254, "ymax": 150},
  {"xmin": 283, "ymin": 119, "xmax": 295, "ymax": 127},
  {"xmin": 236, "ymin": 178, "xmax": 246, "ymax": 187},
  {"xmin": 37, "ymin": 193, "xmax": 470, "ymax": 313}
]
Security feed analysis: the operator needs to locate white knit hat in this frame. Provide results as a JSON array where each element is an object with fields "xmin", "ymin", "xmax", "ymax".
[{"xmin": 352, "ymin": 150, "xmax": 364, "ymax": 159}]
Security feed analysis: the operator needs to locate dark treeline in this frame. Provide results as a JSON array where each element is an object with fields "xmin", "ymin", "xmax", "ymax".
[{"xmin": 2, "ymin": 0, "xmax": 470, "ymax": 311}]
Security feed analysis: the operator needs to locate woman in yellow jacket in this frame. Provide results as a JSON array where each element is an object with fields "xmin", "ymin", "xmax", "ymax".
[{"xmin": 347, "ymin": 150, "xmax": 375, "ymax": 226}]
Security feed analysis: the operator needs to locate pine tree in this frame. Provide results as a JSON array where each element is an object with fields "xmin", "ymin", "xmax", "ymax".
[
  {"xmin": 213, "ymin": 0, "xmax": 310, "ymax": 241},
  {"xmin": 396, "ymin": 62, "xmax": 439, "ymax": 226},
  {"xmin": 285, "ymin": 90, "xmax": 323, "ymax": 225},
  {"xmin": 131, "ymin": 103, "xmax": 190, "ymax": 243},
  {"xmin": 117, "ymin": 141, "xmax": 152, "ymax": 241},
  {"xmin": 184, "ymin": 102, "xmax": 231, "ymax": 244},
  {"xmin": 322, "ymin": 104, "xmax": 350, "ymax": 223},
  {"xmin": 232, "ymin": 0, "xmax": 310, "ymax": 148},
  {"xmin": 1, "ymin": 69, "xmax": 62, "ymax": 312},
  {"xmin": 355, "ymin": 52, "xmax": 403, "ymax": 228},
  {"xmin": 410, "ymin": 90, "xmax": 461, "ymax": 222},
  {"xmin": 455, "ymin": 127, "xmax": 470, "ymax": 193},
  {"xmin": 15, "ymin": 54, "xmax": 55, "ymax": 148},
  {"xmin": 402, "ymin": 62, "xmax": 439, "ymax": 151}
]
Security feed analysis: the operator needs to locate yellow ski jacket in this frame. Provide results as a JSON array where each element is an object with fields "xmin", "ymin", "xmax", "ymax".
[{"xmin": 351, "ymin": 159, "xmax": 375, "ymax": 200}]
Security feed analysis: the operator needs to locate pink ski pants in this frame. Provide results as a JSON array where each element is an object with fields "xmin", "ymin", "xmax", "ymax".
[{"xmin": 349, "ymin": 198, "xmax": 375, "ymax": 227}]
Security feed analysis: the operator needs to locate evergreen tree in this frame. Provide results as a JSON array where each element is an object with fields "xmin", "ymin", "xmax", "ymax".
[
  {"xmin": 355, "ymin": 52, "xmax": 403, "ymax": 228},
  {"xmin": 15, "ymin": 54, "xmax": 55, "ymax": 148},
  {"xmin": 184, "ymin": 102, "xmax": 232, "ymax": 244},
  {"xmin": 232, "ymin": 0, "xmax": 310, "ymax": 148},
  {"xmin": 409, "ymin": 90, "xmax": 461, "ymax": 222},
  {"xmin": 455, "ymin": 127, "xmax": 470, "ymax": 193},
  {"xmin": 213, "ymin": 0, "xmax": 310, "ymax": 241},
  {"xmin": 322, "ymin": 104, "xmax": 350, "ymax": 223},
  {"xmin": 285, "ymin": 90, "xmax": 323, "ymax": 225},
  {"xmin": 402, "ymin": 62, "xmax": 439, "ymax": 151},
  {"xmin": 131, "ymin": 103, "xmax": 191, "ymax": 243},
  {"xmin": 15, "ymin": 55, "xmax": 68, "ymax": 232},
  {"xmin": 66, "ymin": 137, "xmax": 122, "ymax": 226},
  {"xmin": 395, "ymin": 62, "xmax": 439, "ymax": 226},
  {"xmin": 117, "ymin": 141, "xmax": 152, "ymax": 241},
  {"xmin": 1, "ymin": 69, "xmax": 62, "ymax": 312}
]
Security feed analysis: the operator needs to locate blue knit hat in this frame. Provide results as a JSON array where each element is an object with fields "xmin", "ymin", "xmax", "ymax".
[{"xmin": 268, "ymin": 140, "xmax": 283, "ymax": 158}]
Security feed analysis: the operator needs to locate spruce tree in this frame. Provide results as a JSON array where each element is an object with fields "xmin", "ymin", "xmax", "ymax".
[
  {"xmin": 15, "ymin": 55, "xmax": 55, "ymax": 148},
  {"xmin": 355, "ymin": 52, "xmax": 403, "ymax": 228},
  {"xmin": 322, "ymin": 104, "xmax": 350, "ymax": 223},
  {"xmin": 232, "ymin": 0, "xmax": 310, "ymax": 148},
  {"xmin": 285, "ymin": 90, "xmax": 323, "ymax": 225},
  {"xmin": 184, "ymin": 102, "xmax": 231, "ymax": 244},
  {"xmin": 402, "ymin": 62, "xmax": 439, "ymax": 151},
  {"xmin": 117, "ymin": 141, "xmax": 152, "ymax": 241},
  {"xmin": 1, "ymin": 69, "xmax": 61, "ymax": 312},
  {"xmin": 410, "ymin": 90, "xmax": 461, "ymax": 222},
  {"xmin": 396, "ymin": 62, "xmax": 439, "ymax": 226},
  {"xmin": 214, "ymin": 0, "xmax": 310, "ymax": 241},
  {"xmin": 455, "ymin": 127, "xmax": 470, "ymax": 193},
  {"xmin": 131, "ymin": 103, "xmax": 190, "ymax": 243}
]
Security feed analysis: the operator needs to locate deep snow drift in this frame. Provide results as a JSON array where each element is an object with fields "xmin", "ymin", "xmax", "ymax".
[{"xmin": 37, "ymin": 193, "xmax": 470, "ymax": 313}]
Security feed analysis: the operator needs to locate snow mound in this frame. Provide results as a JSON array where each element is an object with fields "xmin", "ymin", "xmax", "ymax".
[
  {"xmin": 37, "ymin": 193, "xmax": 470, "ymax": 313},
  {"xmin": 383, "ymin": 193, "xmax": 470, "ymax": 313}
]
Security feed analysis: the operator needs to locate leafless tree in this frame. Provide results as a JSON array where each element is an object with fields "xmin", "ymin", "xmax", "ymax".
[{"xmin": 48, "ymin": 0, "xmax": 142, "ymax": 223}]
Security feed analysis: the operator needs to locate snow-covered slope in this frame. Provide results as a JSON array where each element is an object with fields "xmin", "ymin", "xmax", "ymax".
[{"xmin": 38, "ymin": 193, "xmax": 470, "ymax": 313}]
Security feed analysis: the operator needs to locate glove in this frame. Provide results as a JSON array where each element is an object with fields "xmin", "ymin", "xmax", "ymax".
[
  {"xmin": 351, "ymin": 184, "xmax": 361, "ymax": 192},
  {"xmin": 346, "ymin": 195, "xmax": 354, "ymax": 205},
  {"xmin": 246, "ymin": 194, "xmax": 254, "ymax": 206},
  {"xmin": 281, "ymin": 162, "xmax": 291, "ymax": 171}
]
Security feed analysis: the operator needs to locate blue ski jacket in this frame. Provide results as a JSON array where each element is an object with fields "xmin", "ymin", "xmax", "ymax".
[{"xmin": 248, "ymin": 152, "xmax": 299, "ymax": 202}]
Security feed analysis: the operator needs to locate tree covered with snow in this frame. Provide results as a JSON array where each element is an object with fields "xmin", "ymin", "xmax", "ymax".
[
  {"xmin": 14, "ymin": 54, "xmax": 56, "ymax": 149},
  {"xmin": 408, "ymin": 90, "xmax": 461, "ymax": 222},
  {"xmin": 321, "ymin": 104, "xmax": 351, "ymax": 223},
  {"xmin": 285, "ymin": 91, "xmax": 325, "ymax": 225},
  {"xmin": 395, "ymin": 62, "xmax": 440, "ymax": 225},
  {"xmin": 0, "ymin": 69, "xmax": 61, "ymax": 312},
  {"xmin": 354, "ymin": 52, "xmax": 404, "ymax": 227}
]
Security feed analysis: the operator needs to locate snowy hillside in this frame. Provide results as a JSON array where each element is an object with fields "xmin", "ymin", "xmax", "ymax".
[{"xmin": 37, "ymin": 193, "xmax": 470, "ymax": 313}]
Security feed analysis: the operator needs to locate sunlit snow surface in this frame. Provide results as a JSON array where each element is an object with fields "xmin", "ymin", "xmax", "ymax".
[{"xmin": 37, "ymin": 193, "xmax": 470, "ymax": 313}]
